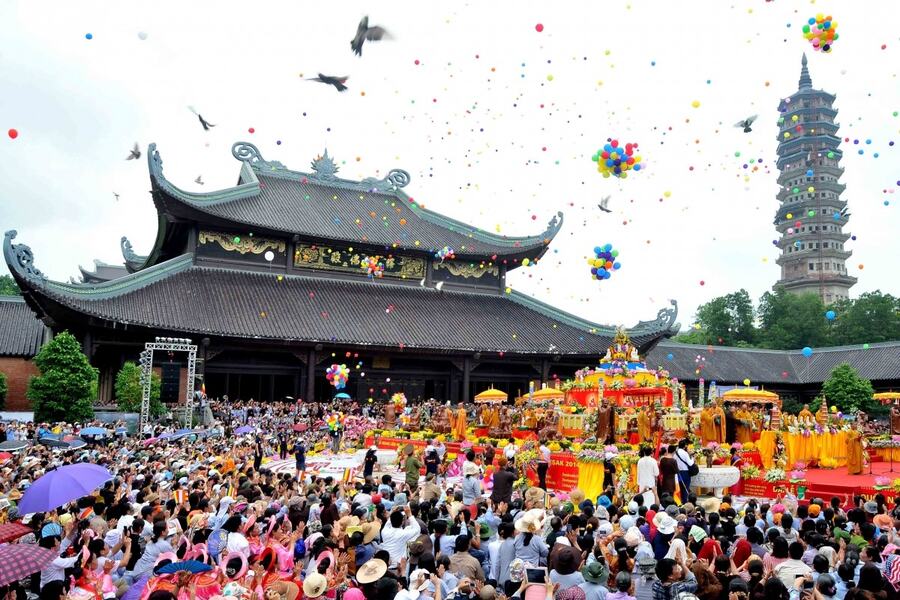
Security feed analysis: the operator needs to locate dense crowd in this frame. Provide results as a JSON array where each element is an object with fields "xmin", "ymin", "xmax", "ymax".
[{"xmin": 0, "ymin": 400, "xmax": 898, "ymax": 600}]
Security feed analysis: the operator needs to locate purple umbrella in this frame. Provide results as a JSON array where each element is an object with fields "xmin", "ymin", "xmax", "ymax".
[
  {"xmin": 121, "ymin": 573, "xmax": 151, "ymax": 600},
  {"xmin": 235, "ymin": 425, "xmax": 254, "ymax": 435},
  {"xmin": 18, "ymin": 463, "xmax": 112, "ymax": 514}
]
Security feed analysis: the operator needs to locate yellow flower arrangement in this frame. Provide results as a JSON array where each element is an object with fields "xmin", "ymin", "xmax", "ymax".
[
  {"xmin": 446, "ymin": 452, "xmax": 457, "ymax": 460},
  {"xmin": 498, "ymin": 440, "xmax": 509, "ymax": 448},
  {"xmin": 547, "ymin": 441, "xmax": 562, "ymax": 452},
  {"xmin": 436, "ymin": 435, "xmax": 446, "ymax": 442},
  {"xmin": 742, "ymin": 442, "xmax": 755, "ymax": 451},
  {"xmin": 571, "ymin": 443, "xmax": 583, "ymax": 453}
]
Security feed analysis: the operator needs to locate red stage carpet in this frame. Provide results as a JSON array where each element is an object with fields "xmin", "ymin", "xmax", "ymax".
[{"xmin": 800, "ymin": 463, "xmax": 897, "ymax": 501}]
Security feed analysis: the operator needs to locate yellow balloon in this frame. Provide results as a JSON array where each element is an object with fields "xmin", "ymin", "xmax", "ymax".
[
  {"xmin": 522, "ymin": 258, "xmax": 530, "ymax": 266},
  {"xmin": 816, "ymin": 12, "xmax": 824, "ymax": 21},
  {"xmin": 743, "ymin": 378, "xmax": 751, "ymax": 386},
  {"xmin": 807, "ymin": 186, "xmax": 815, "ymax": 193},
  {"xmin": 791, "ymin": 115, "xmax": 798, "ymax": 121}
]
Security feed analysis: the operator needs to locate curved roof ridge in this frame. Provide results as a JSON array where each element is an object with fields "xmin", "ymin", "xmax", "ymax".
[
  {"xmin": 507, "ymin": 290, "xmax": 616, "ymax": 334},
  {"xmin": 148, "ymin": 143, "xmax": 261, "ymax": 206},
  {"xmin": 4, "ymin": 230, "xmax": 194, "ymax": 301}
]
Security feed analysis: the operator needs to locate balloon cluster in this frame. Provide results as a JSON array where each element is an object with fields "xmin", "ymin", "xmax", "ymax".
[
  {"xmin": 435, "ymin": 246, "xmax": 455, "ymax": 262},
  {"xmin": 326, "ymin": 363, "xmax": 350, "ymax": 389},
  {"xmin": 591, "ymin": 139, "xmax": 643, "ymax": 179},
  {"xmin": 588, "ymin": 244, "xmax": 621, "ymax": 281},
  {"xmin": 391, "ymin": 392, "xmax": 407, "ymax": 410},
  {"xmin": 803, "ymin": 14, "xmax": 838, "ymax": 52},
  {"xmin": 326, "ymin": 412, "xmax": 344, "ymax": 432},
  {"xmin": 360, "ymin": 256, "xmax": 385, "ymax": 279}
]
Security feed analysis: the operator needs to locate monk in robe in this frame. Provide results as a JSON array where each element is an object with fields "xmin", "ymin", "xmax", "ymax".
[
  {"xmin": 846, "ymin": 421, "xmax": 865, "ymax": 475},
  {"xmin": 701, "ymin": 401, "xmax": 727, "ymax": 445},
  {"xmin": 637, "ymin": 410, "xmax": 652, "ymax": 442},
  {"xmin": 734, "ymin": 403, "xmax": 754, "ymax": 444},
  {"xmin": 890, "ymin": 405, "xmax": 900, "ymax": 435},
  {"xmin": 452, "ymin": 406, "xmax": 468, "ymax": 440},
  {"xmin": 595, "ymin": 402, "xmax": 612, "ymax": 443},
  {"xmin": 487, "ymin": 406, "xmax": 500, "ymax": 429},
  {"xmin": 798, "ymin": 404, "xmax": 815, "ymax": 425}
]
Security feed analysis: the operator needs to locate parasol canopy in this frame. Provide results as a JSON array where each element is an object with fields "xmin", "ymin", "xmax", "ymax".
[
  {"xmin": 531, "ymin": 387, "xmax": 565, "ymax": 401},
  {"xmin": 0, "ymin": 522, "xmax": 33, "ymax": 545},
  {"xmin": 79, "ymin": 427, "xmax": 109, "ymax": 437},
  {"xmin": 18, "ymin": 463, "xmax": 112, "ymax": 514},
  {"xmin": 0, "ymin": 544, "xmax": 58, "ymax": 587},
  {"xmin": 157, "ymin": 560, "xmax": 213, "ymax": 575},
  {"xmin": 474, "ymin": 387, "xmax": 508, "ymax": 404},
  {"xmin": 875, "ymin": 392, "xmax": 900, "ymax": 405},
  {"xmin": 334, "ymin": 393, "xmax": 351, "ymax": 399},
  {"xmin": 234, "ymin": 425, "xmax": 254, "ymax": 435},
  {"xmin": 721, "ymin": 388, "xmax": 780, "ymax": 405},
  {"xmin": 0, "ymin": 441, "xmax": 29, "ymax": 451},
  {"xmin": 292, "ymin": 423, "xmax": 308, "ymax": 432}
]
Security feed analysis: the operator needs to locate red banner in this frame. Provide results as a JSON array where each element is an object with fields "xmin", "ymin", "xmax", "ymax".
[{"xmin": 567, "ymin": 389, "xmax": 599, "ymax": 408}]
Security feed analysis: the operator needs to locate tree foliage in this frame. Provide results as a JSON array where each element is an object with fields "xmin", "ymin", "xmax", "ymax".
[
  {"xmin": 115, "ymin": 361, "xmax": 163, "ymax": 416},
  {"xmin": 680, "ymin": 288, "xmax": 900, "ymax": 350},
  {"xmin": 693, "ymin": 289, "xmax": 756, "ymax": 346},
  {"xmin": 26, "ymin": 331, "xmax": 96, "ymax": 422},
  {"xmin": 0, "ymin": 275, "xmax": 21, "ymax": 296},
  {"xmin": 0, "ymin": 371, "xmax": 7, "ymax": 411},
  {"xmin": 821, "ymin": 363, "xmax": 875, "ymax": 414},
  {"xmin": 829, "ymin": 291, "xmax": 900, "ymax": 345}
]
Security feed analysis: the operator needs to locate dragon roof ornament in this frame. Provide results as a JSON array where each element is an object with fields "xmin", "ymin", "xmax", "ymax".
[{"xmin": 4, "ymin": 230, "xmax": 47, "ymax": 283}]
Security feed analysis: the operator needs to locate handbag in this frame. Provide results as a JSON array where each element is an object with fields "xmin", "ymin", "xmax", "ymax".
[{"xmin": 688, "ymin": 462, "xmax": 700, "ymax": 476}]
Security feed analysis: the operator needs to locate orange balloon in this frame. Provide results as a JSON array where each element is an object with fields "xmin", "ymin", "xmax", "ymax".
[{"xmin": 605, "ymin": 261, "xmax": 613, "ymax": 269}]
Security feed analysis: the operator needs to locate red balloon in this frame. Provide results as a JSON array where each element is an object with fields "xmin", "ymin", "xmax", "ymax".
[
  {"xmin": 610, "ymin": 139, "xmax": 619, "ymax": 148},
  {"xmin": 535, "ymin": 23, "xmax": 544, "ymax": 32},
  {"xmin": 7, "ymin": 129, "xmax": 18, "ymax": 139},
  {"xmin": 626, "ymin": 157, "xmax": 635, "ymax": 165},
  {"xmin": 601, "ymin": 151, "xmax": 610, "ymax": 159}
]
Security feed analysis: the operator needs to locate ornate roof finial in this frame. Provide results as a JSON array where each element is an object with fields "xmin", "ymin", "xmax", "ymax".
[
  {"xmin": 799, "ymin": 53, "xmax": 812, "ymax": 90},
  {"xmin": 310, "ymin": 149, "xmax": 339, "ymax": 180}
]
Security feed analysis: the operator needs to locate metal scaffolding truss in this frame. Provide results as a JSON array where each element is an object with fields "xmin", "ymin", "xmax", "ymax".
[{"xmin": 139, "ymin": 337, "xmax": 197, "ymax": 430}]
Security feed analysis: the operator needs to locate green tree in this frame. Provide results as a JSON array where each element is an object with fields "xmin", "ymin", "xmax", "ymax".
[
  {"xmin": 0, "ymin": 371, "xmax": 7, "ymax": 410},
  {"xmin": 693, "ymin": 289, "xmax": 756, "ymax": 346},
  {"xmin": 821, "ymin": 363, "xmax": 875, "ymax": 414},
  {"xmin": 829, "ymin": 291, "xmax": 900, "ymax": 345},
  {"xmin": 757, "ymin": 289, "xmax": 829, "ymax": 350},
  {"xmin": 114, "ymin": 361, "xmax": 163, "ymax": 416},
  {"xmin": 0, "ymin": 275, "xmax": 20, "ymax": 296},
  {"xmin": 26, "ymin": 331, "xmax": 97, "ymax": 422}
]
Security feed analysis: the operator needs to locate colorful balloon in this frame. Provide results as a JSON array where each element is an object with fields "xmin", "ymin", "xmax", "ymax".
[
  {"xmin": 360, "ymin": 256, "xmax": 385, "ymax": 279},
  {"xmin": 591, "ymin": 139, "xmax": 643, "ymax": 179},
  {"xmin": 588, "ymin": 244, "xmax": 622, "ymax": 281},
  {"xmin": 801, "ymin": 346, "xmax": 813, "ymax": 358},
  {"xmin": 434, "ymin": 246, "xmax": 455, "ymax": 262},
  {"xmin": 803, "ymin": 14, "xmax": 839, "ymax": 52},
  {"xmin": 326, "ymin": 364, "xmax": 350, "ymax": 389},
  {"xmin": 825, "ymin": 310, "xmax": 836, "ymax": 321}
]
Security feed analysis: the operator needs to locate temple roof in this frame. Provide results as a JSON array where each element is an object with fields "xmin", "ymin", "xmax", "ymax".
[
  {"xmin": 4, "ymin": 230, "xmax": 678, "ymax": 356},
  {"xmin": 76, "ymin": 260, "xmax": 128, "ymax": 284},
  {"xmin": 0, "ymin": 296, "xmax": 46, "ymax": 357},
  {"xmin": 137, "ymin": 142, "xmax": 563, "ymax": 270},
  {"xmin": 645, "ymin": 340, "xmax": 900, "ymax": 385}
]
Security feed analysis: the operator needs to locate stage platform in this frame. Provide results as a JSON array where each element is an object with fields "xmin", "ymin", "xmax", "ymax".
[{"xmin": 738, "ymin": 463, "xmax": 898, "ymax": 505}]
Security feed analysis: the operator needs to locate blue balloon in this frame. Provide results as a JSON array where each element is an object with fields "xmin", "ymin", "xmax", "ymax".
[
  {"xmin": 594, "ymin": 246, "xmax": 601, "ymax": 254},
  {"xmin": 604, "ymin": 244, "xmax": 613, "ymax": 252},
  {"xmin": 801, "ymin": 346, "xmax": 813, "ymax": 358},
  {"xmin": 613, "ymin": 262, "xmax": 621, "ymax": 269},
  {"xmin": 666, "ymin": 353, "xmax": 673, "ymax": 360},
  {"xmin": 806, "ymin": 169, "xmax": 814, "ymax": 177},
  {"xmin": 832, "ymin": 213, "xmax": 840, "ymax": 220},
  {"xmin": 633, "ymin": 164, "xmax": 641, "ymax": 171},
  {"xmin": 825, "ymin": 310, "xmax": 836, "ymax": 321}
]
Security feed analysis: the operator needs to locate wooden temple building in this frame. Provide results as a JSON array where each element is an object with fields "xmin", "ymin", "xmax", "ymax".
[{"xmin": 4, "ymin": 142, "xmax": 680, "ymax": 406}]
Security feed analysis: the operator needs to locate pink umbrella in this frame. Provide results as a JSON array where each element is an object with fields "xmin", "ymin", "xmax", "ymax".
[{"xmin": 0, "ymin": 544, "xmax": 58, "ymax": 586}]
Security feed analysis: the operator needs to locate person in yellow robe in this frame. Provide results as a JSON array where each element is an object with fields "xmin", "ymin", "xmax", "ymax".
[
  {"xmin": 703, "ymin": 400, "xmax": 726, "ymax": 444},
  {"xmin": 734, "ymin": 404, "xmax": 753, "ymax": 444},
  {"xmin": 452, "ymin": 406, "xmax": 468, "ymax": 440},
  {"xmin": 487, "ymin": 406, "xmax": 500, "ymax": 429},
  {"xmin": 846, "ymin": 427, "xmax": 864, "ymax": 475},
  {"xmin": 637, "ymin": 410, "xmax": 652, "ymax": 441}
]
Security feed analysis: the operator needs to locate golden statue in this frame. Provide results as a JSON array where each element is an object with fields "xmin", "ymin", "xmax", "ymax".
[{"xmin": 816, "ymin": 402, "xmax": 828, "ymax": 427}]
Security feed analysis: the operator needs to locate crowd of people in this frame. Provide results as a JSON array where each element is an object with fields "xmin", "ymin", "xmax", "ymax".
[{"xmin": 0, "ymin": 399, "xmax": 898, "ymax": 600}]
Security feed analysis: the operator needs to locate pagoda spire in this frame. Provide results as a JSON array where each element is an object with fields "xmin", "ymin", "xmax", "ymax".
[{"xmin": 798, "ymin": 53, "xmax": 812, "ymax": 90}]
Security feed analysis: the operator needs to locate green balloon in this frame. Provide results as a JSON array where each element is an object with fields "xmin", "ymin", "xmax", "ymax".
[
  {"xmin": 233, "ymin": 236, "xmax": 241, "ymax": 243},
  {"xmin": 611, "ymin": 250, "xmax": 619, "ymax": 257}
]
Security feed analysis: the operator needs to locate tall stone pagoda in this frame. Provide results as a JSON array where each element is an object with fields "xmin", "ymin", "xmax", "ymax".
[{"xmin": 774, "ymin": 54, "xmax": 856, "ymax": 303}]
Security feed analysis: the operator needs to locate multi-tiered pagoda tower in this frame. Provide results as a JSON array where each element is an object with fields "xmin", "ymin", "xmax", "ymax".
[{"xmin": 774, "ymin": 54, "xmax": 856, "ymax": 304}]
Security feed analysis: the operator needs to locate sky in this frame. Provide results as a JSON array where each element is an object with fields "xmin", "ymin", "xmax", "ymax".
[{"xmin": 1, "ymin": 0, "xmax": 898, "ymax": 330}]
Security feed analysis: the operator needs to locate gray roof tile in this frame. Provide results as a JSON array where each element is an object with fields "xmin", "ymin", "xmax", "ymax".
[{"xmin": 0, "ymin": 296, "xmax": 45, "ymax": 357}]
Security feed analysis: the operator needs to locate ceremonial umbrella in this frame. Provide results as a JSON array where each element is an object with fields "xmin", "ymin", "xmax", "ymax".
[
  {"xmin": 18, "ymin": 463, "xmax": 113, "ymax": 514},
  {"xmin": 0, "ymin": 544, "xmax": 58, "ymax": 586},
  {"xmin": 334, "ymin": 393, "xmax": 351, "ymax": 400},
  {"xmin": 0, "ymin": 441, "xmax": 28, "ymax": 451},
  {"xmin": 235, "ymin": 425, "xmax": 254, "ymax": 435},
  {"xmin": 292, "ymin": 424, "xmax": 308, "ymax": 432},
  {"xmin": 0, "ymin": 522, "xmax": 32, "ymax": 544}
]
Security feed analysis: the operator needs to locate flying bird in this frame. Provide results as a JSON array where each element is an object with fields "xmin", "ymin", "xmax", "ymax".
[
  {"xmin": 112, "ymin": 192, "xmax": 120, "ymax": 202},
  {"xmin": 307, "ymin": 73, "xmax": 349, "ymax": 92},
  {"xmin": 734, "ymin": 115, "xmax": 758, "ymax": 133},
  {"xmin": 126, "ymin": 143, "xmax": 141, "ymax": 160},
  {"xmin": 195, "ymin": 175, "xmax": 204, "ymax": 185},
  {"xmin": 188, "ymin": 106, "xmax": 216, "ymax": 130},
  {"xmin": 351, "ymin": 16, "xmax": 390, "ymax": 56},
  {"xmin": 598, "ymin": 195, "xmax": 612, "ymax": 213}
]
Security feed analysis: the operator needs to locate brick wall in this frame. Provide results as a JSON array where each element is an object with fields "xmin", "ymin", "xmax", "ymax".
[{"xmin": 0, "ymin": 357, "xmax": 39, "ymax": 411}]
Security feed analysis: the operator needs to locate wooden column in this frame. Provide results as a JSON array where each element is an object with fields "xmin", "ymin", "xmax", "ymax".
[
  {"xmin": 306, "ymin": 348, "xmax": 316, "ymax": 402},
  {"xmin": 462, "ymin": 357, "xmax": 471, "ymax": 405}
]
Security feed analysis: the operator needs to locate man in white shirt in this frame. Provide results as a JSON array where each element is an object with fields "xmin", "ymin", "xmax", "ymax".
[
  {"xmin": 635, "ymin": 447, "xmax": 659, "ymax": 505},
  {"xmin": 378, "ymin": 505, "xmax": 421, "ymax": 569},
  {"xmin": 39, "ymin": 534, "xmax": 78, "ymax": 591},
  {"xmin": 674, "ymin": 439, "xmax": 695, "ymax": 498},
  {"xmin": 504, "ymin": 439, "xmax": 517, "ymax": 464},
  {"xmin": 774, "ymin": 542, "xmax": 812, "ymax": 588}
]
